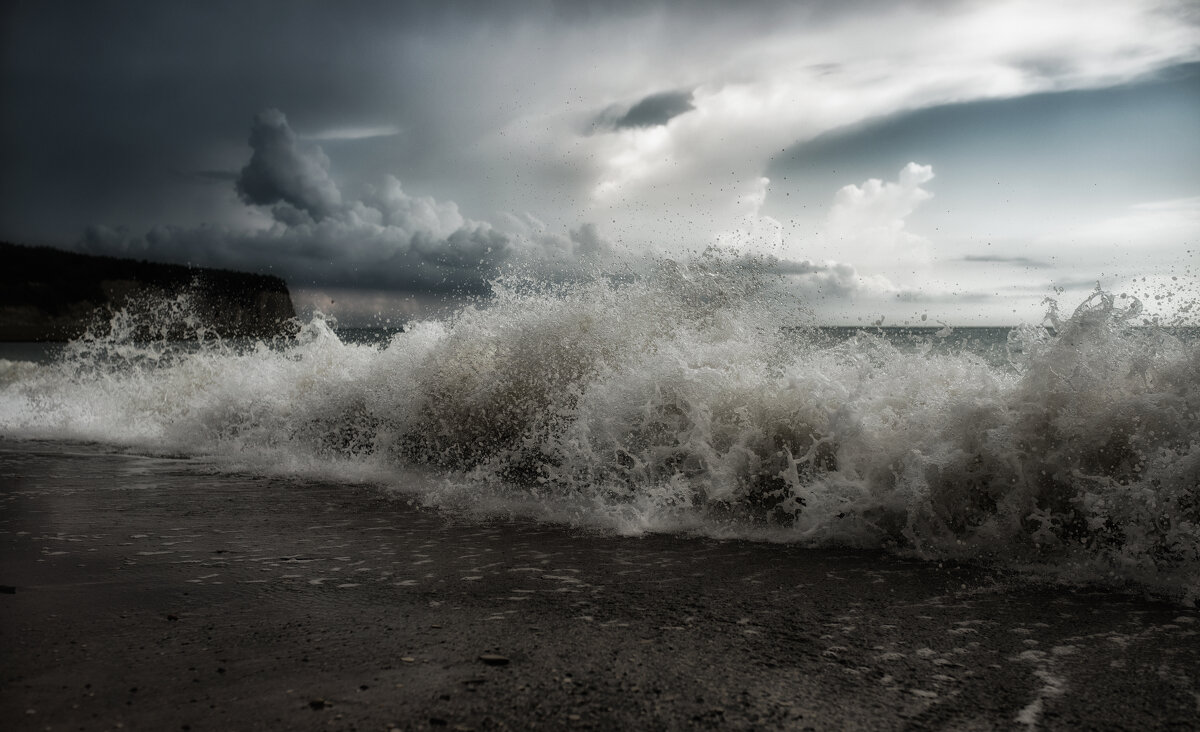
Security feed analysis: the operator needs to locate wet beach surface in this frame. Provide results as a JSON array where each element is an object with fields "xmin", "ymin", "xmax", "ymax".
[{"xmin": 1, "ymin": 440, "xmax": 1197, "ymax": 731}]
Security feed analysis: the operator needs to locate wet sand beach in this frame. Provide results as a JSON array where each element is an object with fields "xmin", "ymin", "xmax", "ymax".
[{"xmin": 2, "ymin": 440, "xmax": 1198, "ymax": 731}]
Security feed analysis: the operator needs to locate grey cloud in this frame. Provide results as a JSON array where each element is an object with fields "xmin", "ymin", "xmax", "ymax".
[
  {"xmin": 412, "ymin": 225, "xmax": 510, "ymax": 269},
  {"xmin": 569, "ymin": 222, "xmax": 609, "ymax": 256},
  {"xmin": 893, "ymin": 278, "xmax": 1111, "ymax": 303},
  {"xmin": 723, "ymin": 255, "xmax": 865, "ymax": 298},
  {"xmin": 76, "ymin": 109, "xmax": 523, "ymax": 295},
  {"xmin": 81, "ymin": 224, "xmax": 149, "ymax": 257},
  {"xmin": 962, "ymin": 254, "xmax": 1050, "ymax": 268},
  {"xmin": 270, "ymin": 204, "xmax": 319, "ymax": 228},
  {"xmin": 776, "ymin": 260, "xmax": 862, "ymax": 298},
  {"xmin": 236, "ymin": 109, "xmax": 343, "ymax": 221},
  {"xmin": 770, "ymin": 258, "xmax": 853, "ymax": 277},
  {"xmin": 1011, "ymin": 56, "xmax": 1078, "ymax": 82},
  {"xmin": 894, "ymin": 290, "xmax": 994, "ymax": 304},
  {"xmin": 81, "ymin": 219, "xmax": 503, "ymax": 296},
  {"xmin": 511, "ymin": 217, "xmax": 614, "ymax": 261},
  {"xmin": 613, "ymin": 90, "xmax": 695, "ymax": 129},
  {"xmin": 1046, "ymin": 277, "xmax": 1105, "ymax": 291}
]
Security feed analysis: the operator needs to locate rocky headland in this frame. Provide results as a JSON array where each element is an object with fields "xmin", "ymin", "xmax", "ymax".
[{"xmin": 0, "ymin": 242, "xmax": 296, "ymax": 341}]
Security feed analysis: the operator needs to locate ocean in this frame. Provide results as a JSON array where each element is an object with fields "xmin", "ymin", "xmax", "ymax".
[{"xmin": 1, "ymin": 258, "xmax": 1198, "ymax": 606}]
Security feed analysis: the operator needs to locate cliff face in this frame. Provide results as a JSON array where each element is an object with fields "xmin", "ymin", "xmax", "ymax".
[{"xmin": 0, "ymin": 243, "xmax": 297, "ymax": 341}]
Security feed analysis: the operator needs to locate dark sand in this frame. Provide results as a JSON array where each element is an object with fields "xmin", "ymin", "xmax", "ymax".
[{"xmin": 1, "ymin": 441, "xmax": 1197, "ymax": 731}]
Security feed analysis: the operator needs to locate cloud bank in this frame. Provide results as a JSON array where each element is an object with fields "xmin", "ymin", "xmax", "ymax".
[
  {"xmin": 78, "ymin": 108, "xmax": 922, "ymax": 316},
  {"xmin": 80, "ymin": 110, "xmax": 635, "ymax": 297},
  {"xmin": 83, "ymin": 111, "xmax": 518, "ymax": 294}
]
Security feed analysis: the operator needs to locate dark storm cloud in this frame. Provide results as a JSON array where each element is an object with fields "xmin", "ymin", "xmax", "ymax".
[
  {"xmin": 236, "ymin": 109, "xmax": 342, "ymax": 221},
  {"xmin": 76, "ymin": 109, "xmax": 517, "ymax": 294},
  {"xmin": 67, "ymin": 101, "xmax": 651, "ymax": 297},
  {"xmin": 79, "ymin": 218, "xmax": 508, "ymax": 296},
  {"xmin": 614, "ymin": 90, "xmax": 695, "ymax": 129},
  {"xmin": 411, "ymin": 226, "xmax": 510, "ymax": 270}
]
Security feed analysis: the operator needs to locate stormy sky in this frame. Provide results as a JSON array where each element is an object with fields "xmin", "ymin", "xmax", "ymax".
[{"xmin": 2, "ymin": 0, "xmax": 1198, "ymax": 324}]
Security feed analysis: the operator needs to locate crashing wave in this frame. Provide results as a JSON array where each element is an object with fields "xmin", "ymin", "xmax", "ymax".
[{"xmin": 0, "ymin": 256, "xmax": 1197, "ymax": 602}]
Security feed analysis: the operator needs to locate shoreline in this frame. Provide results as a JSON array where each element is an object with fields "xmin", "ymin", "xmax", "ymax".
[{"xmin": 2, "ymin": 440, "xmax": 1198, "ymax": 730}]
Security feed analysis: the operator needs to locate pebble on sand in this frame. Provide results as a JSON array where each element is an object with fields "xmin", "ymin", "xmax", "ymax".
[{"xmin": 478, "ymin": 654, "xmax": 510, "ymax": 666}]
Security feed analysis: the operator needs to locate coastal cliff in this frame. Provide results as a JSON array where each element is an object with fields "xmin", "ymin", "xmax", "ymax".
[{"xmin": 0, "ymin": 242, "xmax": 297, "ymax": 341}]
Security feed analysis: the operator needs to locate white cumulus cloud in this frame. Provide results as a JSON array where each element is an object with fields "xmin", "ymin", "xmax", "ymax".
[{"xmin": 819, "ymin": 162, "xmax": 936, "ymax": 278}]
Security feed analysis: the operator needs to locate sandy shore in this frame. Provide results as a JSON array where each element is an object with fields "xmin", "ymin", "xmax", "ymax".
[{"xmin": 1, "ymin": 440, "xmax": 1197, "ymax": 731}]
